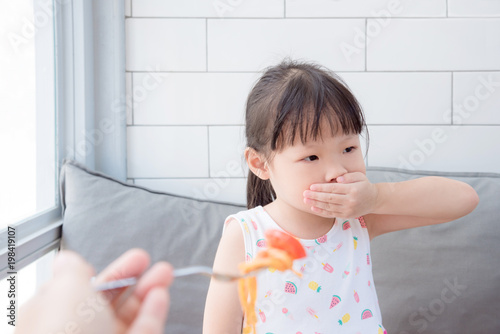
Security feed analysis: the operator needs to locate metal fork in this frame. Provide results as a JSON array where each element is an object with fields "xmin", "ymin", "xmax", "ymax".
[{"xmin": 94, "ymin": 265, "xmax": 253, "ymax": 292}]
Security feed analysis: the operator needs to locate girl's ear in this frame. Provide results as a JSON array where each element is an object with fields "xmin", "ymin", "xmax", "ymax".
[{"xmin": 245, "ymin": 147, "xmax": 270, "ymax": 180}]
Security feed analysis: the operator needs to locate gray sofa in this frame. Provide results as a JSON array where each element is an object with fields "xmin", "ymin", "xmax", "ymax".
[{"xmin": 60, "ymin": 160, "xmax": 500, "ymax": 333}]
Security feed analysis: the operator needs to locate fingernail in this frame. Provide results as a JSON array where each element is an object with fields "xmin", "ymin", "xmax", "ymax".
[{"xmin": 337, "ymin": 176, "xmax": 344, "ymax": 183}]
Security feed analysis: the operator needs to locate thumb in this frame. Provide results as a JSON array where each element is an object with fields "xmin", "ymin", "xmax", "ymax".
[
  {"xmin": 127, "ymin": 287, "xmax": 169, "ymax": 334},
  {"xmin": 52, "ymin": 250, "xmax": 95, "ymax": 280}
]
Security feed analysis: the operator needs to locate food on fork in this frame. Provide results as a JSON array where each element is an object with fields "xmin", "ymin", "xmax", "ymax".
[{"xmin": 238, "ymin": 229, "xmax": 306, "ymax": 334}]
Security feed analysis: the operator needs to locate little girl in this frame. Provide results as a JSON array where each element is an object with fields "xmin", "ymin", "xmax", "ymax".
[{"xmin": 203, "ymin": 60, "xmax": 478, "ymax": 333}]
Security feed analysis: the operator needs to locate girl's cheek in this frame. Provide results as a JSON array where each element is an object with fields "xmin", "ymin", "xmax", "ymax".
[{"xmin": 349, "ymin": 161, "xmax": 366, "ymax": 175}]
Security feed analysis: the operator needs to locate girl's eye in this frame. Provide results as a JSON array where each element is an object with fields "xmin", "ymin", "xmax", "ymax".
[
  {"xmin": 304, "ymin": 155, "xmax": 319, "ymax": 162},
  {"xmin": 344, "ymin": 146, "xmax": 356, "ymax": 153}
]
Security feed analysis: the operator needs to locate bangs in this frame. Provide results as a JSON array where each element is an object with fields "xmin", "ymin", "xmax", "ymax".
[{"xmin": 270, "ymin": 67, "xmax": 365, "ymax": 151}]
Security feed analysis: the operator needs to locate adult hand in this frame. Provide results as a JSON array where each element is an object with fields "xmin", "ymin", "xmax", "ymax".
[
  {"xmin": 15, "ymin": 249, "xmax": 173, "ymax": 334},
  {"xmin": 303, "ymin": 172, "xmax": 379, "ymax": 219}
]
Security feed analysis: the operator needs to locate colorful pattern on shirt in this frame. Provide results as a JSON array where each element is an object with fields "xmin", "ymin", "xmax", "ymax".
[{"xmin": 225, "ymin": 206, "xmax": 387, "ymax": 334}]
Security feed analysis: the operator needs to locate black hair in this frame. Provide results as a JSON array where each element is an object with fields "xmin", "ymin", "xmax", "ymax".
[{"xmin": 245, "ymin": 59, "xmax": 368, "ymax": 209}]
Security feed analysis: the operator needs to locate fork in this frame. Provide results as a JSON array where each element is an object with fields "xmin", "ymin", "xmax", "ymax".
[{"xmin": 93, "ymin": 265, "xmax": 254, "ymax": 292}]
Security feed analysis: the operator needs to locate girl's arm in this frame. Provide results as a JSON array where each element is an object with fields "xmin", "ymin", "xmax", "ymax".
[
  {"xmin": 304, "ymin": 173, "xmax": 479, "ymax": 240},
  {"xmin": 366, "ymin": 176, "xmax": 479, "ymax": 239},
  {"xmin": 203, "ymin": 219, "xmax": 245, "ymax": 334}
]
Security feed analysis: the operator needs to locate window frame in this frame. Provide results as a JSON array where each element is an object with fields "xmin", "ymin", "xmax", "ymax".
[{"xmin": 0, "ymin": 0, "xmax": 126, "ymax": 280}]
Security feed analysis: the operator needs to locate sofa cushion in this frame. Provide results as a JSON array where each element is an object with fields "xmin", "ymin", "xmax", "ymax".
[
  {"xmin": 367, "ymin": 167, "xmax": 500, "ymax": 334},
  {"xmin": 59, "ymin": 160, "xmax": 245, "ymax": 334},
  {"xmin": 60, "ymin": 160, "xmax": 500, "ymax": 333}
]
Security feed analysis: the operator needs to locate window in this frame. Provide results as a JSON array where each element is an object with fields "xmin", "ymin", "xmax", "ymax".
[
  {"xmin": 0, "ymin": 0, "xmax": 56, "ymax": 230},
  {"xmin": 0, "ymin": 2, "xmax": 59, "ymax": 332},
  {"xmin": 0, "ymin": 0, "xmax": 126, "ymax": 330},
  {"xmin": 0, "ymin": 0, "xmax": 61, "ymax": 278}
]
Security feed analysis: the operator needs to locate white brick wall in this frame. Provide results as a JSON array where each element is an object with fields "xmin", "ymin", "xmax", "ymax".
[{"xmin": 126, "ymin": 0, "xmax": 500, "ymax": 205}]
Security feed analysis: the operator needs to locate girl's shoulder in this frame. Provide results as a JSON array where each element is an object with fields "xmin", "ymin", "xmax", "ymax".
[
  {"xmin": 224, "ymin": 205, "xmax": 275, "ymax": 230},
  {"xmin": 223, "ymin": 206, "xmax": 279, "ymax": 255},
  {"xmin": 210, "ymin": 217, "xmax": 246, "ymax": 285},
  {"xmin": 225, "ymin": 206, "xmax": 261, "ymax": 220}
]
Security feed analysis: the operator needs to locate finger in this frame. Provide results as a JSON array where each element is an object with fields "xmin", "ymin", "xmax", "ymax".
[
  {"xmin": 306, "ymin": 200, "xmax": 343, "ymax": 214},
  {"xmin": 308, "ymin": 183, "xmax": 348, "ymax": 194},
  {"xmin": 310, "ymin": 206, "xmax": 342, "ymax": 218},
  {"xmin": 114, "ymin": 262, "xmax": 173, "ymax": 324},
  {"xmin": 127, "ymin": 287, "xmax": 169, "ymax": 334},
  {"xmin": 135, "ymin": 262, "xmax": 174, "ymax": 298},
  {"xmin": 95, "ymin": 248, "xmax": 150, "ymax": 284},
  {"xmin": 307, "ymin": 200, "xmax": 343, "ymax": 215},
  {"xmin": 303, "ymin": 196, "xmax": 344, "ymax": 216},
  {"xmin": 94, "ymin": 249, "xmax": 151, "ymax": 304},
  {"xmin": 303, "ymin": 190, "xmax": 346, "ymax": 204},
  {"xmin": 53, "ymin": 250, "xmax": 95, "ymax": 280},
  {"xmin": 336, "ymin": 172, "xmax": 366, "ymax": 184},
  {"xmin": 134, "ymin": 262, "xmax": 173, "ymax": 301}
]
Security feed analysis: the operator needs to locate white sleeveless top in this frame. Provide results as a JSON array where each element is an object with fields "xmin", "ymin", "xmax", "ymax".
[{"xmin": 225, "ymin": 206, "xmax": 386, "ymax": 334}]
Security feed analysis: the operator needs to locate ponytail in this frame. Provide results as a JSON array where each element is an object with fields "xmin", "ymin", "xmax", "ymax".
[{"xmin": 246, "ymin": 170, "xmax": 276, "ymax": 209}]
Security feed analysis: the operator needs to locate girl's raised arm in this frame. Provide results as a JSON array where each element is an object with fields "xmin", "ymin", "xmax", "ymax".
[
  {"xmin": 203, "ymin": 219, "xmax": 245, "ymax": 334},
  {"xmin": 366, "ymin": 176, "xmax": 479, "ymax": 239},
  {"xmin": 304, "ymin": 172, "xmax": 479, "ymax": 240}
]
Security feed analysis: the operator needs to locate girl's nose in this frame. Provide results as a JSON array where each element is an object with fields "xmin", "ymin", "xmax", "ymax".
[{"xmin": 325, "ymin": 166, "xmax": 347, "ymax": 183}]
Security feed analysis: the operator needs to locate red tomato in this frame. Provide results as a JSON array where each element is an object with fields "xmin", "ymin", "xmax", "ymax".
[{"xmin": 264, "ymin": 230, "xmax": 306, "ymax": 260}]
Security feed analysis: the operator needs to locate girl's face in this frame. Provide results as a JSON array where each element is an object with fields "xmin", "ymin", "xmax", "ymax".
[{"xmin": 266, "ymin": 131, "xmax": 366, "ymax": 215}]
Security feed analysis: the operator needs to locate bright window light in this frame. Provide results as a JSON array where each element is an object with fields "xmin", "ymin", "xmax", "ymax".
[
  {"xmin": 0, "ymin": 1, "xmax": 57, "ymax": 331},
  {"xmin": 0, "ymin": 0, "xmax": 56, "ymax": 230}
]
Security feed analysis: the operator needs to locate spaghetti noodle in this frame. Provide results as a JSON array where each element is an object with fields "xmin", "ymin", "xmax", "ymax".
[{"xmin": 238, "ymin": 230, "xmax": 306, "ymax": 333}]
